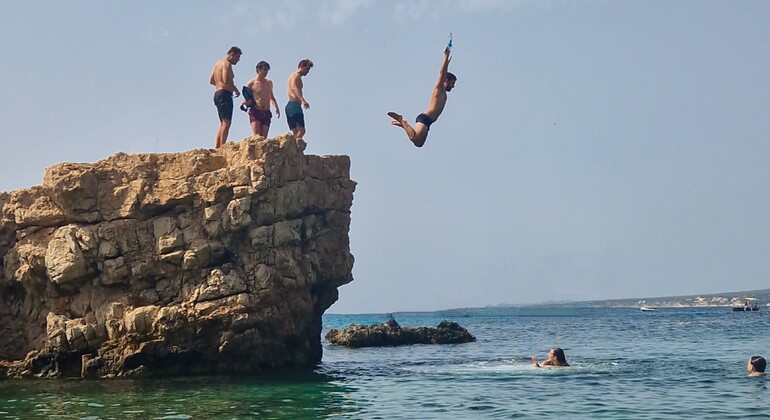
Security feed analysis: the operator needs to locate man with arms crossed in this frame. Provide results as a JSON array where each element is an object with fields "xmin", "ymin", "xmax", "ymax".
[
  {"xmin": 285, "ymin": 59, "xmax": 313, "ymax": 139},
  {"xmin": 210, "ymin": 46, "xmax": 242, "ymax": 148},
  {"xmin": 388, "ymin": 48, "xmax": 456, "ymax": 148},
  {"xmin": 243, "ymin": 61, "xmax": 280, "ymax": 138}
]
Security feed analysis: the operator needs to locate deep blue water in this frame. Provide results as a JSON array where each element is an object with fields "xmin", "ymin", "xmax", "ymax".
[{"xmin": 1, "ymin": 307, "xmax": 769, "ymax": 419}]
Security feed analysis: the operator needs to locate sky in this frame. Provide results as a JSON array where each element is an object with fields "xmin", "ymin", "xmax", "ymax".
[{"xmin": 2, "ymin": 1, "xmax": 769, "ymax": 314}]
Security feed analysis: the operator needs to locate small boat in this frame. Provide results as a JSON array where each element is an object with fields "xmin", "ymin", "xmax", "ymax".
[
  {"xmin": 640, "ymin": 306, "xmax": 658, "ymax": 312},
  {"xmin": 732, "ymin": 297, "xmax": 760, "ymax": 312}
]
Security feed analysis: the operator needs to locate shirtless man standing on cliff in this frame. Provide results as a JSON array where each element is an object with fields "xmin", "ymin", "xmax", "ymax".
[
  {"xmin": 388, "ymin": 48, "xmax": 456, "ymax": 148},
  {"xmin": 285, "ymin": 59, "xmax": 313, "ymax": 139},
  {"xmin": 210, "ymin": 46, "xmax": 242, "ymax": 148},
  {"xmin": 243, "ymin": 61, "xmax": 280, "ymax": 138}
]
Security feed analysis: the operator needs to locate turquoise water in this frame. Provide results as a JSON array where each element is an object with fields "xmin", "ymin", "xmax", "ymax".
[{"xmin": 1, "ymin": 307, "xmax": 769, "ymax": 418}]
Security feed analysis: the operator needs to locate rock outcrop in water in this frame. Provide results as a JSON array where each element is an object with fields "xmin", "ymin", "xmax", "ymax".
[
  {"xmin": 325, "ymin": 319, "xmax": 476, "ymax": 348},
  {"xmin": 0, "ymin": 135, "xmax": 355, "ymax": 378}
]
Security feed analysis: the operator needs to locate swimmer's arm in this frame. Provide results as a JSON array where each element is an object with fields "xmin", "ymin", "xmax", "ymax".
[
  {"xmin": 435, "ymin": 47, "xmax": 451, "ymax": 88},
  {"xmin": 531, "ymin": 356, "xmax": 541, "ymax": 368},
  {"xmin": 209, "ymin": 67, "xmax": 216, "ymax": 86}
]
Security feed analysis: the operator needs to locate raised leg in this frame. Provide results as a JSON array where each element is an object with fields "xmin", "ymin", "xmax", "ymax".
[{"xmin": 388, "ymin": 112, "xmax": 428, "ymax": 148}]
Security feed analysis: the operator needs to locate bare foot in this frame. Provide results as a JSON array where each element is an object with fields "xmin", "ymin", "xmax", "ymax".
[{"xmin": 387, "ymin": 112, "xmax": 404, "ymax": 127}]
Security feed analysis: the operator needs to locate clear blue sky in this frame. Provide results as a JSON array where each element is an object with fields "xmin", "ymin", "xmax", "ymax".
[{"xmin": 2, "ymin": 1, "xmax": 769, "ymax": 314}]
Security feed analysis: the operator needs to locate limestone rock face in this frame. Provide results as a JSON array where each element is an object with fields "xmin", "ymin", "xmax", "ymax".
[
  {"xmin": 325, "ymin": 320, "xmax": 476, "ymax": 348},
  {"xmin": 0, "ymin": 135, "xmax": 355, "ymax": 378}
]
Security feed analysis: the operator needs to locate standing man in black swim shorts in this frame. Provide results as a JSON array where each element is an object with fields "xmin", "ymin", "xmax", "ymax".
[
  {"xmin": 243, "ymin": 61, "xmax": 280, "ymax": 138},
  {"xmin": 388, "ymin": 48, "xmax": 456, "ymax": 148},
  {"xmin": 210, "ymin": 46, "xmax": 242, "ymax": 148},
  {"xmin": 285, "ymin": 59, "xmax": 313, "ymax": 139}
]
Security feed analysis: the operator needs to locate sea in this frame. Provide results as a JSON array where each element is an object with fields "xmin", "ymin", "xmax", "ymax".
[{"xmin": 1, "ymin": 306, "xmax": 769, "ymax": 419}]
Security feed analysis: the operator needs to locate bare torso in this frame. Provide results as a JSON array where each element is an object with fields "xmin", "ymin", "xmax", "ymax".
[
  {"xmin": 423, "ymin": 87, "xmax": 448, "ymax": 121},
  {"xmin": 287, "ymin": 71, "xmax": 304, "ymax": 103},
  {"xmin": 247, "ymin": 77, "xmax": 274, "ymax": 110},
  {"xmin": 210, "ymin": 59, "xmax": 235, "ymax": 92}
]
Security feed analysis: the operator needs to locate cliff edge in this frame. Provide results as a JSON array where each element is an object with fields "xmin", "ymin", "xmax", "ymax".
[{"xmin": 0, "ymin": 135, "xmax": 355, "ymax": 378}]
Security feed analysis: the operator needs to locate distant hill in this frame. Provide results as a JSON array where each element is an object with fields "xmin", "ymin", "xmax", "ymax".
[{"xmin": 570, "ymin": 288, "xmax": 770, "ymax": 308}]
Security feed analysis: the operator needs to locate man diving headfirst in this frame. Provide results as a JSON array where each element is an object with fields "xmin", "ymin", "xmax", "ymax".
[{"xmin": 388, "ymin": 47, "xmax": 456, "ymax": 148}]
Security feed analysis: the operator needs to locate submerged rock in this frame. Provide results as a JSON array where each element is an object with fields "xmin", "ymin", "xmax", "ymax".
[
  {"xmin": 325, "ymin": 319, "xmax": 476, "ymax": 347},
  {"xmin": 0, "ymin": 135, "xmax": 355, "ymax": 378}
]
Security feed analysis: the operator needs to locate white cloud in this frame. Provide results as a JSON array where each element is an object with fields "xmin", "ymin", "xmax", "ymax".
[
  {"xmin": 320, "ymin": 0, "xmax": 375, "ymax": 26},
  {"xmin": 393, "ymin": 0, "xmax": 521, "ymax": 21}
]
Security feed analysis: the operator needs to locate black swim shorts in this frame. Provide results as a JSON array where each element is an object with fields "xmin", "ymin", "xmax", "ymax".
[
  {"xmin": 416, "ymin": 113, "xmax": 434, "ymax": 129},
  {"xmin": 285, "ymin": 101, "xmax": 305, "ymax": 129},
  {"xmin": 213, "ymin": 90, "xmax": 234, "ymax": 121}
]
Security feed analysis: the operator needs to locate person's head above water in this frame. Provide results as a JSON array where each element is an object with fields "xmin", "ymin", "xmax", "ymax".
[
  {"xmin": 748, "ymin": 355, "xmax": 766, "ymax": 375},
  {"xmin": 549, "ymin": 347, "xmax": 569, "ymax": 366}
]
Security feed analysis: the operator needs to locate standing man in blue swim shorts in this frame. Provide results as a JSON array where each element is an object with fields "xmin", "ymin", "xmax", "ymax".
[
  {"xmin": 388, "ymin": 47, "xmax": 456, "ymax": 148},
  {"xmin": 285, "ymin": 59, "xmax": 313, "ymax": 139},
  {"xmin": 210, "ymin": 46, "xmax": 242, "ymax": 148}
]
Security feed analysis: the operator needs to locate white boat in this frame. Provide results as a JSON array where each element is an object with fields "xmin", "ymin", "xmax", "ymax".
[
  {"xmin": 732, "ymin": 297, "xmax": 759, "ymax": 312},
  {"xmin": 640, "ymin": 306, "xmax": 658, "ymax": 312}
]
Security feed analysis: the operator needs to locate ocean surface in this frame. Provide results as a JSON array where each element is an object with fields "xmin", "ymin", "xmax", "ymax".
[{"xmin": 1, "ymin": 307, "xmax": 769, "ymax": 419}]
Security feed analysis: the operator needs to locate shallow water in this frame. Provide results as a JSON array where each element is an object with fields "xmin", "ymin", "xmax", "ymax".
[{"xmin": 1, "ymin": 307, "xmax": 769, "ymax": 418}]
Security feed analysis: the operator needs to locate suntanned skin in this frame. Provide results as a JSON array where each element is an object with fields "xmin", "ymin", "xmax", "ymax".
[
  {"xmin": 287, "ymin": 62, "xmax": 312, "ymax": 139},
  {"xmin": 388, "ymin": 47, "xmax": 455, "ymax": 148},
  {"xmin": 210, "ymin": 51, "xmax": 241, "ymax": 148},
  {"xmin": 244, "ymin": 66, "xmax": 280, "ymax": 137},
  {"xmin": 532, "ymin": 349, "xmax": 569, "ymax": 367}
]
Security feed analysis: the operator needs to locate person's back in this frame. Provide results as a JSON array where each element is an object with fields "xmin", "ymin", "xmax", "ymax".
[{"xmin": 211, "ymin": 60, "xmax": 233, "ymax": 92}]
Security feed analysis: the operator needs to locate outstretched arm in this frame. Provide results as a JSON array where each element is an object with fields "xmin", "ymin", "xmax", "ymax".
[{"xmin": 435, "ymin": 47, "xmax": 451, "ymax": 88}]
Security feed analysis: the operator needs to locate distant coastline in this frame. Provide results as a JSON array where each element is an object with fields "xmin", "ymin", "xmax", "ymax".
[{"xmin": 535, "ymin": 288, "xmax": 770, "ymax": 309}]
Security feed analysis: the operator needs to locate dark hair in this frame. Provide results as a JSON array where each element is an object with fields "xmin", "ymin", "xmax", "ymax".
[
  {"xmin": 750, "ymin": 355, "xmax": 766, "ymax": 372},
  {"xmin": 445, "ymin": 72, "xmax": 457, "ymax": 82},
  {"xmin": 256, "ymin": 61, "xmax": 270, "ymax": 71},
  {"xmin": 298, "ymin": 59, "xmax": 314, "ymax": 69},
  {"xmin": 552, "ymin": 347, "xmax": 569, "ymax": 366},
  {"xmin": 228, "ymin": 46, "xmax": 242, "ymax": 55}
]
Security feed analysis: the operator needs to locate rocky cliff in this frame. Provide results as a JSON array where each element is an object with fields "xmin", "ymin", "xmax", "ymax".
[{"xmin": 0, "ymin": 135, "xmax": 355, "ymax": 378}]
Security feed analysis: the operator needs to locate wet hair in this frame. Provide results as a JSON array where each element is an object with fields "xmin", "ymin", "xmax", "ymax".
[
  {"xmin": 445, "ymin": 72, "xmax": 457, "ymax": 82},
  {"xmin": 298, "ymin": 59, "xmax": 314, "ymax": 69},
  {"xmin": 750, "ymin": 355, "xmax": 766, "ymax": 373},
  {"xmin": 228, "ymin": 46, "xmax": 242, "ymax": 55},
  {"xmin": 552, "ymin": 347, "xmax": 569, "ymax": 366},
  {"xmin": 256, "ymin": 61, "xmax": 270, "ymax": 71}
]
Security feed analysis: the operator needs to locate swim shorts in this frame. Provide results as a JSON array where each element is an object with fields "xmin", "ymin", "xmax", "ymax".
[
  {"xmin": 416, "ymin": 113, "xmax": 434, "ymax": 130},
  {"xmin": 213, "ymin": 90, "xmax": 234, "ymax": 121},
  {"xmin": 285, "ymin": 101, "xmax": 305, "ymax": 129},
  {"xmin": 248, "ymin": 108, "xmax": 272, "ymax": 126}
]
